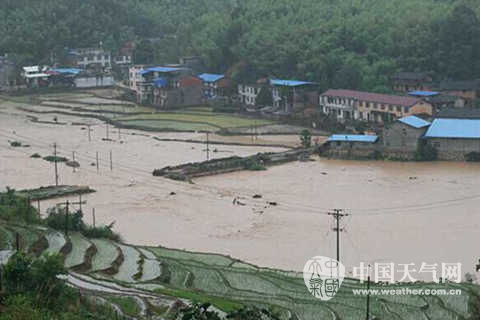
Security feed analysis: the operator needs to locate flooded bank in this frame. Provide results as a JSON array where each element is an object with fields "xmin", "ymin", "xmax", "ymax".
[{"xmin": 1, "ymin": 102, "xmax": 479, "ymax": 281}]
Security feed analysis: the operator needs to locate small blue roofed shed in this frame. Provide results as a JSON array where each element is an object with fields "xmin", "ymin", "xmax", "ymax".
[
  {"xmin": 424, "ymin": 119, "xmax": 480, "ymax": 139},
  {"xmin": 153, "ymin": 78, "xmax": 168, "ymax": 88},
  {"xmin": 327, "ymin": 135, "xmax": 378, "ymax": 143},
  {"xmin": 50, "ymin": 68, "xmax": 82, "ymax": 75},
  {"xmin": 398, "ymin": 115, "xmax": 431, "ymax": 129},
  {"xmin": 408, "ymin": 91, "xmax": 439, "ymax": 97},
  {"xmin": 198, "ymin": 73, "xmax": 224, "ymax": 83},
  {"xmin": 140, "ymin": 66, "xmax": 186, "ymax": 75},
  {"xmin": 270, "ymin": 79, "xmax": 315, "ymax": 87}
]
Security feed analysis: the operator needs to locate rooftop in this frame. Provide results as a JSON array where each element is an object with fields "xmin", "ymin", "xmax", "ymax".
[
  {"xmin": 424, "ymin": 119, "xmax": 480, "ymax": 139},
  {"xmin": 408, "ymin": 91, "xmax": 439, "ymax": 97},
  {"xmin": 321, "ymin": 89, "xmax": 423, "ymax": 107},
  {"xmin": 198, "ymin": 73, "xmax": 225, "ymax": 83},
  {"xmin": 398, "ymin": 115, "xmax": 431, "ymax": 129},
  {"xmin": 270, "ymin": 79, "xmax": 315, "ymax": 87},
  {"xmin": 327, "ymin": 134, "xmax": 378, "ymax": 143},
  {"xmin": 48, "ymin": 68, "xmax": 82, "ymax": 75},
  {"xmin": 140, "ymin": 66, "xmax": 187, "ymax": 75}
]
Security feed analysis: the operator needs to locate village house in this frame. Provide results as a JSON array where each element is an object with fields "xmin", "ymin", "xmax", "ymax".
[
  {"xmin": 198, "ymin": 73, "xmax": 229, "ymax": 98},
  {"xmin": 131, "ymin": 66, "xmax": 203, "ymax": 108},
  {"xmin": 383, "ymin": 115, "xmax": 431, "ymax": 157},
  {"xmin": 408, "ymin": 90, "xmax": 465, "ymax": 114},
  {"xmin": 270, "ymin": 79, "xmax": 317, "ymax": 113},
  {"xmin": 319, "ymin": 89, "xmax": 433, "ymax": 123},
  {"xmin": 434, "ymin": 80, "xmax": 480, "ymax": 107},
  {"xmin": 0, "ymin": 54, "xmax": 16, "ymax": 90},
  {"xmin": 322, "ymin": 134, "xmax": 379, "ymax": 158},
  {"xmin": 68, "ymin": 48, "xmax": 112, "ymax": 68},
  {"xmin": 22, "ymin": 66, "xmax": 50, "ymax": 88},
  {"xmin": 238, "ymin": 83, "xmax": 263, "ymax": 107},
  {"xmin": 423, "ymin": 118, "xmax": 480, "ymax": 160},
  {"xmin": 392, "ymin": 72, "xmax": 433, "ymax": 92},
  {"xmin": 238, "ymin": 79, "xmax": 316, "ymax": 113}
]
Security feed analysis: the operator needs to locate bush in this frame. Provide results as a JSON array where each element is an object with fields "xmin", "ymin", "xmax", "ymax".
[
  {"xmin": 465, "ymin": 152, "xmax": 480, "ymax": 162},
  {"xmin": 243, "ymin": 159, "xmax": 266, "ymax": 171},
  {"xmin": 45, "ymin": 207, "xmax": 85, "ymax": 232},
  {"xmin": 300, "ymin": 129, "xmax": 312, "ymax": 148},
  {"xmin": 30, "ymin": 153, "xmax": 42, "ymax": 158},
  {"xmin": 43, "ymin": 155, "xmax": 69, "ymax": 162},
  {"xmin": 415, "ymin": 142, "xmax": 438, "ymax": 161},
  {"xmin": 83, "ymin": 222, "xmax": 121, "ymax": 242},
  {"xmin": 0, "ymin": 187, "xmax": 41, "ymax": 223},
  {"xmin": 368, "ymin": 150, "xmax": 384, "ymax": 160},
  {"xmin": 9, "ymin": 141, "xmax": 22, "ymax": 147}
]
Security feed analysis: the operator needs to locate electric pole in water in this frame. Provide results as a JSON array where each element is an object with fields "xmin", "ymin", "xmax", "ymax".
[
  {"xmin": 53, "ymin": 143, "xmax": 59, "ymax": 186},
  {"xmin": 206, "ymin": 132, "xmax": 210, "ymax": 161},
  {"xmin": 328, "ymin": 209, "xmax": 349, "ymax": 262}
]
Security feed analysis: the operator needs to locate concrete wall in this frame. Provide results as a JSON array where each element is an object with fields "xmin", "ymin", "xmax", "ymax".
[
  {"xmin": 74, "ymin": 76, "xmax": 114, "ymax": 88},
  {"xmin": 383, "ymin": 122, "xmax": 427, "ymax": 152},
  {"xmin": 427, "ymin": 138, "xmax": 480, "ymax": 160}
]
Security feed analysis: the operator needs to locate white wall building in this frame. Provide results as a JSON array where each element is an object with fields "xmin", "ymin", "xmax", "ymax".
[{"xmin": 238, "ymin": 84, "xmax": 262, "ymax": 106}]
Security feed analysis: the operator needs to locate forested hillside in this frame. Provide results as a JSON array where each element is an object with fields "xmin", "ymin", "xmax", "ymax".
[{"xmin": 1, "ymin": 0, "xmax": 480, "ymax": 91}]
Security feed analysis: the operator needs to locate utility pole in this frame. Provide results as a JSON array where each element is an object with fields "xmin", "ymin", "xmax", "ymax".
[
  {"xmin": 65, "ymin": 200, "xmax": 69, "ymax": 236},
  {"xmin": 106, "ymin": 123, "xmax": 109, "ymax": 140},
  {"xmin": 72, "ymin": 151, "xmax": 76, "ymax": 172},
  {"xmin": 327, "ymin": 209, "xmax": 349, "ymax": 263},
  {"xmin": 110, "ymin": 150, "xmax": 113, "ymax": 171},
  {"xmin": 366, "ymin": 264, "xmax": 371, "ymax": 320},
  {"xmin": 118, "ymin": 128, "xmax": 121, "ymax": 140},
  {"xmin": 15, "ymin": 232, "xmax": 20, "ymax": 252},
  {"xmin": 92, "ymin": 208, "xmax": 96, "ymax": 228},
  {"xmin": 79, "ymin": 194, "xmax": 82, "ymax": 212},
  {"xmin": 206, "ymin": 132, "xmax": 210, "ymax": 161},
  {"xmin": 96, "ymin": 151, "xmax": 99, "ymax": 172},
  {"xmin": 53, "ymin": 143, "xmax": 59, "ymax": 186},
  {"xmin": 87, "ymin": 124, "xmax": 92, "ymax": 142}
]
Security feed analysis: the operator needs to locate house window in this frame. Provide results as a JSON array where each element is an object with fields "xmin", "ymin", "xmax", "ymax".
[
  {"xmin": 388, "ymin": 105, "xmax": 393, "ymax": 111},
  {"xmin": 381, "ymin": 104, "xmax": 385, "ymax": 110},
  {"xmin": 396, "ymin": 106, "xmax": 402, "ymax": 112},
  {"xmin": 336, "ymin": 142, "xmax": 341, "ymax": 147},
  {"xmin": 404, "ymin": 106, "xmax": 409, "ymax": 113},
  {"xmin": 433, "ymin": 142, "xmax": 440, "ymax": 148}
]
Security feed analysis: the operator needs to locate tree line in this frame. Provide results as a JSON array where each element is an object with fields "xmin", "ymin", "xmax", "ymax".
[{"xmin": 1, "ymin": 0, "xmax": 480, "ymax": 92}]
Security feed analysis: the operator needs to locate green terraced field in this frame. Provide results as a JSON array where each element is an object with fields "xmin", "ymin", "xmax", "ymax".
[
  {"xmin": 117, "ymin": 113, "xmax": 275, "ymax": 129},
  {"xmin": 65, "ymin": 232, "xmax": 93, "ymax": 268},
  {"xmin": 0, "ymin": 221, "xmax": 478, "ymax": 320},
  {"xmin": 118, "ymin": 119, "xmax": 219, "ymax": 132}
]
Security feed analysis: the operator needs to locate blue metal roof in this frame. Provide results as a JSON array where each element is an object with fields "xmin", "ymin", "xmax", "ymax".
[
  {"xmin": 408, "ymin": 91, "xmax": 439, "ymax": 97},
  {"xmin": 398, "ymin": 115, "xmax": 431, "ymax": 129},
  {"xmin": 140, "ymin": 67, "xmax": 185, "ymax": 75},
  {"xmin": 327, "ymin": 135, "xmax": 378, "ymax": 143},
  {"xmin": 153, "ymin": 77, "xmax": 168, "ymax": 88},
  {"xmin": 270, "ymin": 79, "xmax": 315, "ymax": 87},
  {"xmin": 424, "ymin": 119, "xmax": 480, "ymax": 139},
  {"xmin": 50, "ymin": 68, "xmax": 82, "ymax": 75},
  {"xmin": 198, "ymin": 73, "xmax": 224, "ymax": 83}
]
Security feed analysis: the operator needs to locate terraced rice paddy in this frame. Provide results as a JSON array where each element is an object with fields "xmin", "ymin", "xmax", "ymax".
[
  {"xmin": 65, "ymin": 232, "xmax": 93, "ymax": 268},
  {"xmin": 114, "ymin": 244, "xmax": 141, "ymax": 283},
  {"xmin": 90, "ymin": 239, "xmax": 120, "ymax": 272},
  {"xmin": 0, "ymin": 222, "xmax": 477, "ymax": 320}
]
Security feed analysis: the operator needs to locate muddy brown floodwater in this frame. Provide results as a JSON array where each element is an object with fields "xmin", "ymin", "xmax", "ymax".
[{"xmin": 1, "ymin": 102, "xmax": 479, "ymax": 281}]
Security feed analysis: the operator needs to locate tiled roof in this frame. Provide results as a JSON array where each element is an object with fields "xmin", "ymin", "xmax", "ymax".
[
  {"xmin": 321, "ymin": 89, "xmax": 422, "ymax": 107},
  {"xmin": 398, "ymin": 116, "xmax": 431, "ymax": 129},
  {"xmin": 327, "ymin": 134, "xmax": 378, "ymax": 143},
  {"xmin": 424, "ymin": 119, "xmax": 480, "ymax": 139}
]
